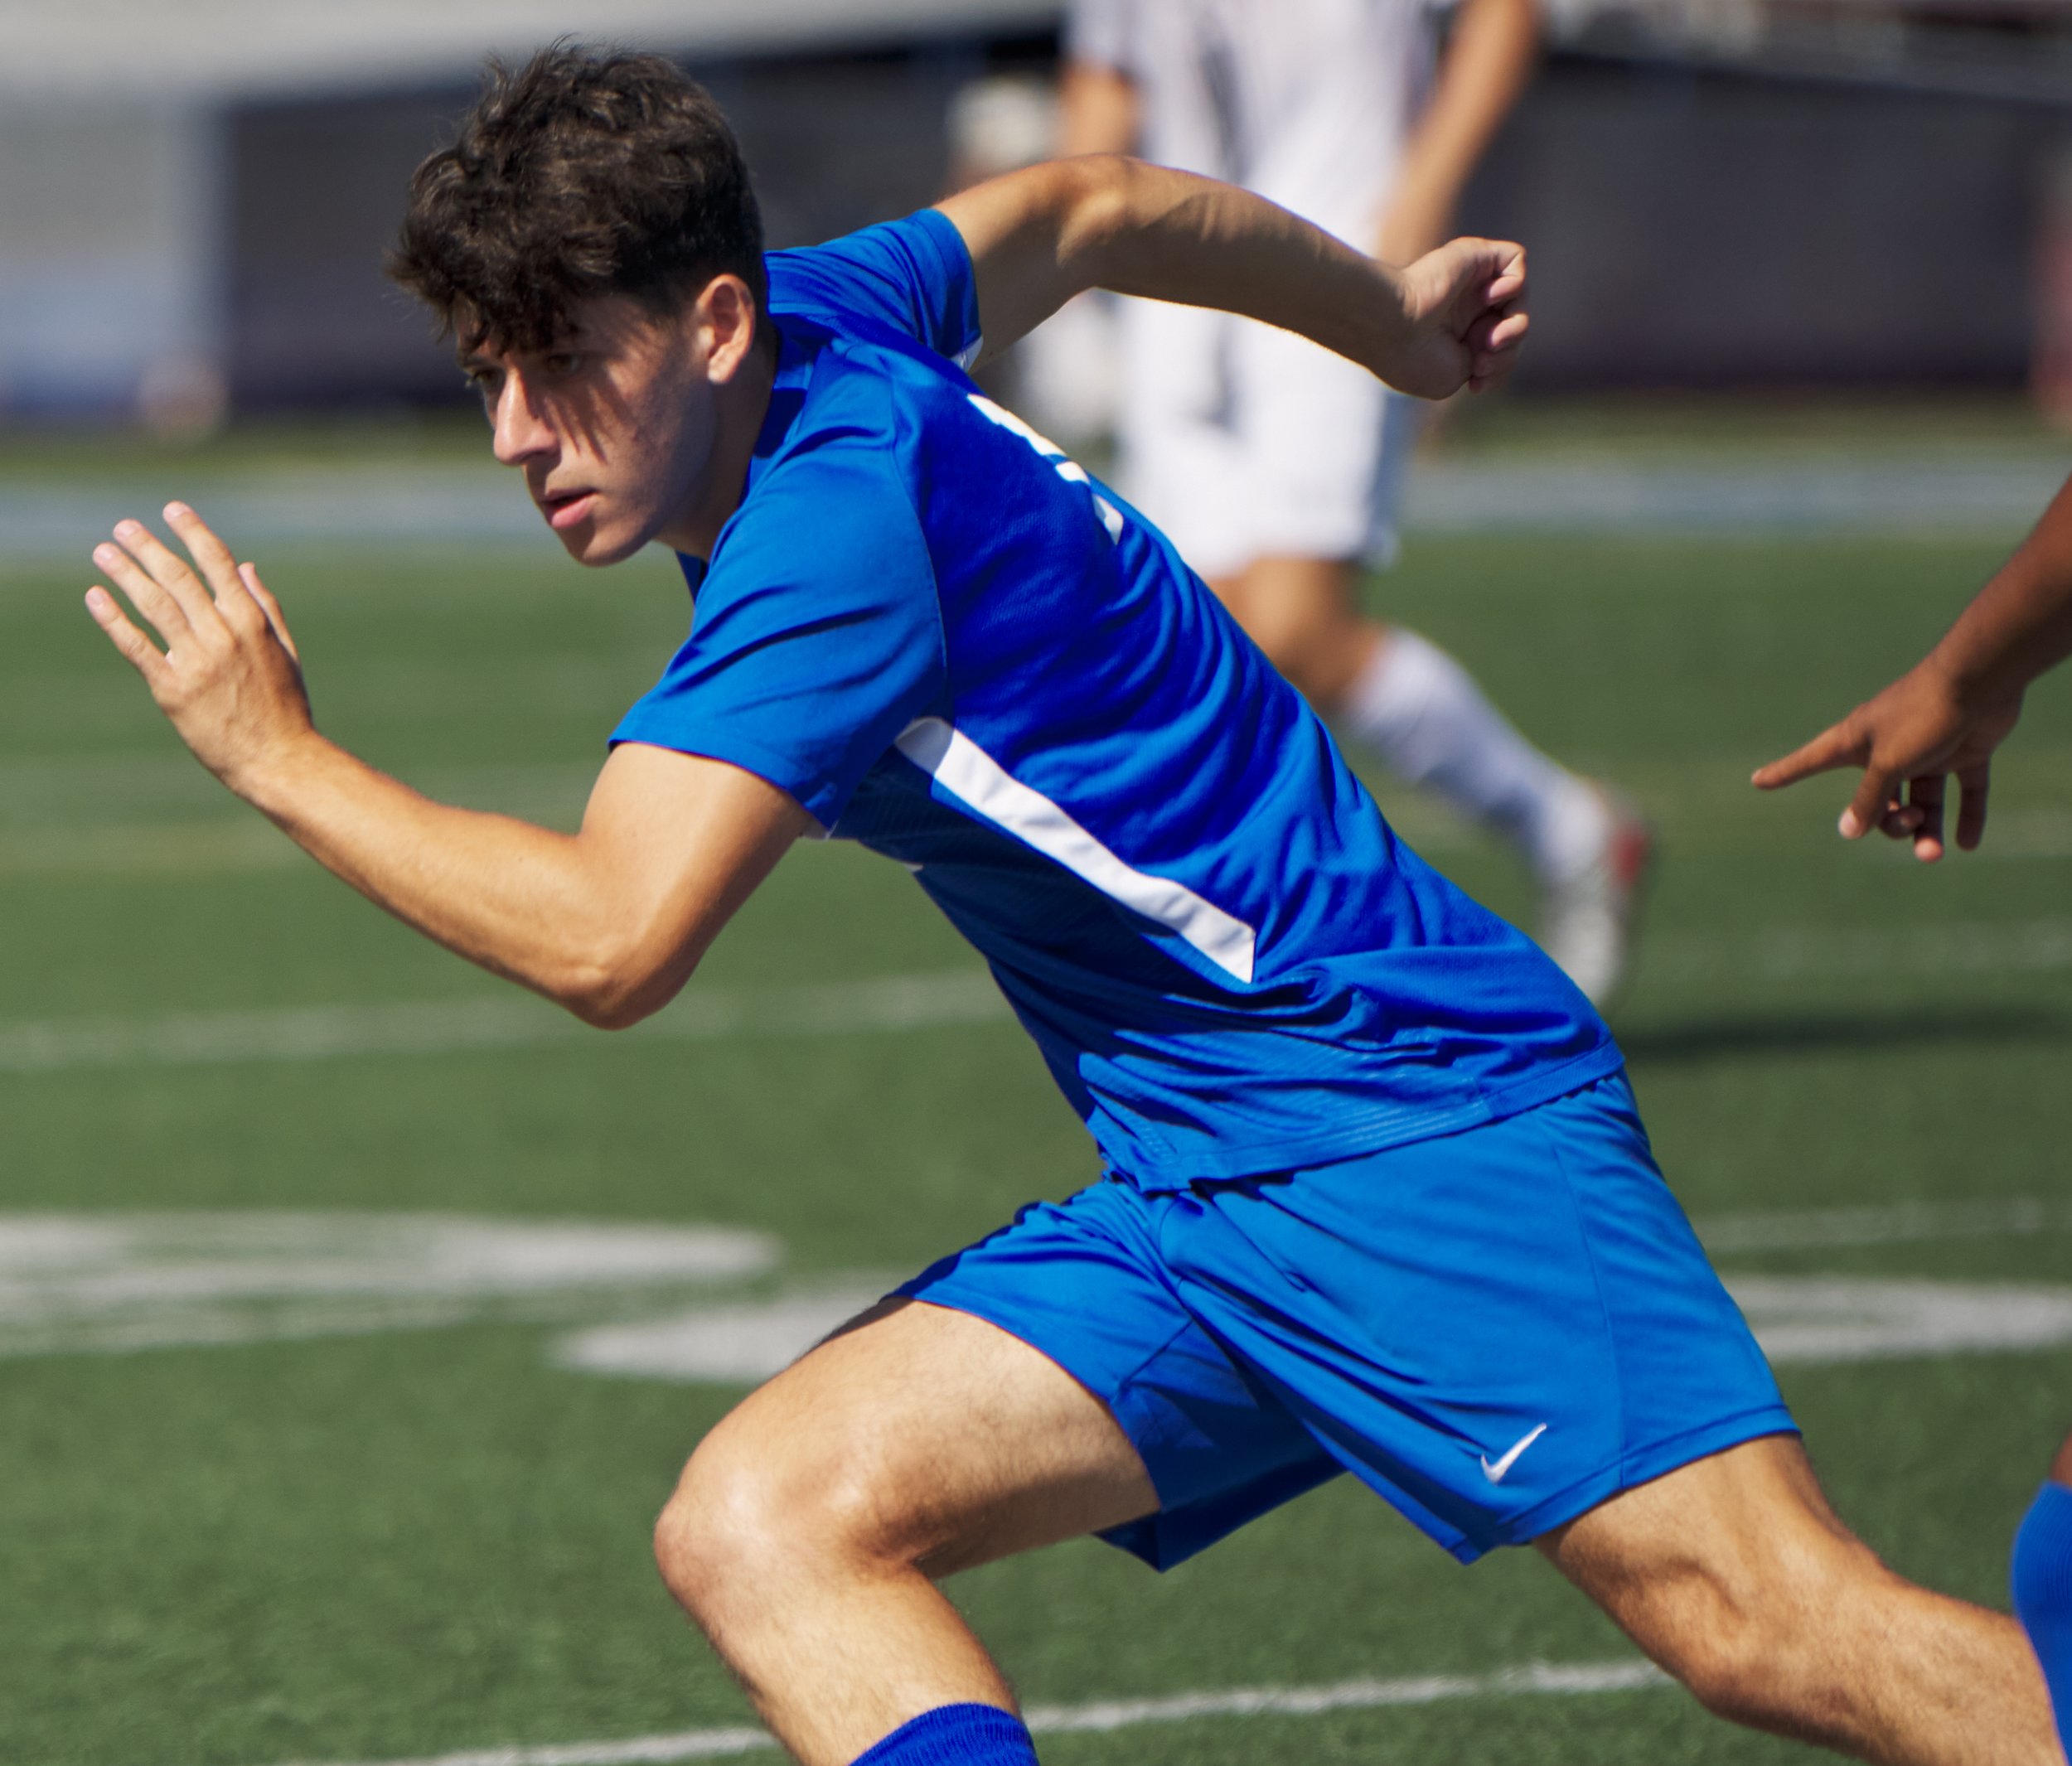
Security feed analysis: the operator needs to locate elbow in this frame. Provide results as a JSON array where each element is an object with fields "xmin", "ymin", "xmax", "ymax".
[
  {"xmin": 552, "ymin": 937, "xmax": 691, "ymax": 1033},
  {"xmin": 1027, "ymin": 153, "xmax": 1145, "ymax": 288},
  {"xmin": 564, "ymin": 983, "xmax": 655, "ymax": 1033},
  {"xmin": 1058, "ymin": 154, "xmax": 1143, "ymax": 261}
]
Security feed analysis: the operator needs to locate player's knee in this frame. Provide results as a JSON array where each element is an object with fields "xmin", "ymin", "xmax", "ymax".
[
  {"xmin": 653, "ymin": 1416, "xmax": 837, "ymax": 1620},
  {"xmin": 652, "ymin": 1410, "xmax": 916, "ymax": 1623},
  {"xmin": 652, "ymin": 1431, "xmax": 770, "ymax": 1625}
]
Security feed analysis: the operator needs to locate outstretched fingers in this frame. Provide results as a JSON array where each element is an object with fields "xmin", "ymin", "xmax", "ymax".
[
  {"xmin": 105, "ymin": 516, "xmax": 222, "ymax": 636},
  {"xmin": 91, "ymin": 534, "xmax": 196, "ymax": 654},
  {"xmin": 1750, "ymin": 716, "xmax": 1866, "ymax": 795},
  {"xmin": 84, "ymin": 584, "xmax": 170, "ymax": 688},
  {"xmin": 1746, "ymin": 714, "xmax": 1921, "ymax": 844},
  {"xmin": 238, "ymin": 561, "xmax": 300, "ymax": 660},
  {"xmin": 163, "ymin": 502, "xmax": 254, "ymax": 607}
]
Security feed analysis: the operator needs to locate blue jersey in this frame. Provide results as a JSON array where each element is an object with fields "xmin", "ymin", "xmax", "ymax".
[{"xmin": 612, "ymin": 209, "xmax": 1620, "ymax": 1186}]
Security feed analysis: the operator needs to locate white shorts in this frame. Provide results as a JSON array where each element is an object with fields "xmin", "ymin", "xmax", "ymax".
[{"xmin": 1115, "ymin": 298, "xmax": 1420, "ymax": 583}]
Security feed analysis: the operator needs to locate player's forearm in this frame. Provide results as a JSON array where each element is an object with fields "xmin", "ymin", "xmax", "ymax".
[
  {"xmin": 234, "ymin": 735, "xmax": 668, "ymax": 1025},
  {"xmin": 1072, "ymin": 157, "xmax": 1418, "ymax": 377},
  {"xmin": 944, "ymin": 155, "xmax": 1520, "ymax": 397},
  {"xmin": 1926, "ymin": 473, "xmax": 2072, "ymax": 701}
]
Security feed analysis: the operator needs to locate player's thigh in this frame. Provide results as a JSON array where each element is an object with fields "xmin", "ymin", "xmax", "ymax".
[
  {"xmin": 673, "ymin": 1294, "xmax": 1159, "ymax": 1579},
  {"xmin": 1536, "ymin": 1433, "xmax": 1876, "ymax": 1660}
]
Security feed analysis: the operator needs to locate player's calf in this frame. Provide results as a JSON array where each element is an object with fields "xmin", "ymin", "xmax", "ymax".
[{"xmin": 1543, "ymin": 1436, "xmax": 2062, "ymax": 1764}]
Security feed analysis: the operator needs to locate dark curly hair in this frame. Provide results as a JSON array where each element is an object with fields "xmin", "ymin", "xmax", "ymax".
[{"xmin": 390, "ymin": 45, "xmax": 767, "ymax": 352}]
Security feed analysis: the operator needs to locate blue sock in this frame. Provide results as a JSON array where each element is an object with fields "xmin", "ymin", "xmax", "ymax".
[
  {"xmin": 2012, "ymin": 1480, "xmax": 2072, "ymax": 1752},
  {"xmin": 849, "ymin": 1702, "xmax": 1038, "ymax": 1766}
]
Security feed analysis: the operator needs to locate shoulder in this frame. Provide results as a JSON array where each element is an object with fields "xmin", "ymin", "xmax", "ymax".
[{"xmin": 766, "ymin": 210, "xmax": 981, "ymax": 368}]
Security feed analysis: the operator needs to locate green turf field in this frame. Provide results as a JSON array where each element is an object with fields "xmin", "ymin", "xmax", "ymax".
[{"xmin": 2, "ymin": 472, "xmax": 2070, "ymax": 1764}]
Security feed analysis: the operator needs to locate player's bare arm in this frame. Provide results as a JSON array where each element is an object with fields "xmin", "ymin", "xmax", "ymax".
[
  {"xmin": 935, "ymin": 156, "xmax": 1528, "ymax": 399},
  {"xmin": 1754, "ymin": 469, "xmax": 2072, "ymax": 860},
  {"xmin": 85, "ymin": 503, "xmax": 807, "ymax": 1026},
  {"xmin": 1377, "ymin": 0, "xmax": 1540, "ymax": 264}
]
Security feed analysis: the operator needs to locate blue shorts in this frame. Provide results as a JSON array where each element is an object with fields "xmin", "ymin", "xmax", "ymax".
[{"xmin": 900, "ymin": 1072, "xmax": 1794, "ymax": 1567}]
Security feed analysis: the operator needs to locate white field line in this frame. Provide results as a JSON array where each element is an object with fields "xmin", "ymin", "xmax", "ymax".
[
  {"xmin": 0, "ymin": 972, "xmax": 1011, "ymax": 1076},
  {"xmin": 0, "ymin": 820, "xmax": 303, "ymax": 878},
  {"xmin": 1695, "ymin": 1195, "xmax": 2070, "ymax": 1253},
  {"xmin": 8, "ymin": 914, "xmax": 2072, "ymax": 1081},
  {"xmin": 283, "ymin": 1659, "xmax": 1669, "ymax": 1766}
]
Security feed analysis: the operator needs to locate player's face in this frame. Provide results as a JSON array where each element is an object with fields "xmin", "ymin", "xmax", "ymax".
[{"xmin": 460, "ymin": 289, "xmax": 742, "ymax": 567}]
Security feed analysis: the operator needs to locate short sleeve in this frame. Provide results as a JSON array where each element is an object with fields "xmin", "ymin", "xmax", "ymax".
[
  {"xmin": 766, "ymin": 210, "xmax": 983, "ymax": 369},
  {"xmin": 610, "ymin": 443, "xmax": 946, "ymax": 829},
  {"xmin": 1067, "ymin": 0, "xmax": 1138, "ymax": 73}
]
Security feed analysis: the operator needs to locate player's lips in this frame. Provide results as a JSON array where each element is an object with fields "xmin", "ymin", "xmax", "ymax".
[{"xmin": 539, "ymin": 489, "xmax": 598, "ymax": 531}]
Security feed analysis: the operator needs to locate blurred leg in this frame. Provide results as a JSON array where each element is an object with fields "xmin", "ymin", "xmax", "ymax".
[
  {"xmin": 1212, "ymin": 554, "xmax": 1608, "ymax": 877},
  {"xmin": 1210, "ymin": 554, "xmax": 1650, "ymax": 1002},
  {"xmin": 1208, "ymin": 554, "xmax": 1382, "ymax": 708},
  {"xmin": 1543, "ymin": 1435, "xmax": 2061, "ymax": 1764}
]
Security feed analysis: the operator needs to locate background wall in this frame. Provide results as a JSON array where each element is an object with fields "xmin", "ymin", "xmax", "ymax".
[
  {"xmin": 0, "ymin": 4, "xmax": 2067, "ymax": 419},
  {"xmin": 1463, "ymin": 56, "xmax": 2067, "ymax": 389}
]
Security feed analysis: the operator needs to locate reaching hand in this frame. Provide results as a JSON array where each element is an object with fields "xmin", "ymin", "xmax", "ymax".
[
  {"xmin": 85, "ymin": 503, "xmax": 313, "ymax": 795},
  {"xmin": 1750, "ymin": 658, "xmax": 2025, "ymax": 863},
  {"xmin": 1388, "ymin": 237, "xmax": 1528, "ymax": 400}
]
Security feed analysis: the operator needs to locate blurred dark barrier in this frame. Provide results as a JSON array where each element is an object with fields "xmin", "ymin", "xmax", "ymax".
[
  {"xmin": 220, "ymin": 39, "xmax": 2072, "ymax": 412},
  {"xmin": 228, "ymin": 87, "xmax": 473, "ymax": 410},
  {"xmin": 225, "ymin": 46, "xmax": 995, "ymax": 412},
  {"xmin": 1462, "ymin": 54, "xmax": 2070, "ymax": 391}
]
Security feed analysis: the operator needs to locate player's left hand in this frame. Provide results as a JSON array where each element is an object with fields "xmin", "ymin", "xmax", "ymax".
[
  {"xmin": 1750, "ymin": 656, "xmax": 2024, "ymax": 862},
  {"xmin": 85, "ymin": 503, "xmax": 313, "ymax": 794},
  {"xmin": 1390, "ymin": 237, "xmax": 1528, "ymax": 399}
]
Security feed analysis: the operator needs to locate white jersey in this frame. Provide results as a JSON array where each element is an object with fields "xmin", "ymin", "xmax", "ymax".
[
  {"xmin": 1061, "ymin": 0, "xmax": 1453, "ymax": 574},
  {"xmin": 1067, "ymin": 0, "xmax": 1442, "ymax": 247}
]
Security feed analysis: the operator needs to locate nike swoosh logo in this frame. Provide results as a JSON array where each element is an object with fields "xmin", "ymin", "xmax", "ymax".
[{"xmin": 1480, "ymin": 1423, "xmax": 1548, "ymax": 1484}]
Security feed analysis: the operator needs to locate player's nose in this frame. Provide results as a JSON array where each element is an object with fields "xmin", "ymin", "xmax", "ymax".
[{"xmin": 489, "ymin": 376, "xmax": 556, "ymax": 467}]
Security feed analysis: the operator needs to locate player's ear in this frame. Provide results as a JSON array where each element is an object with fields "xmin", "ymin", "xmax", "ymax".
[{"xmin": 698, "ymin": 274, "xmax": 760, "ymax": 384}]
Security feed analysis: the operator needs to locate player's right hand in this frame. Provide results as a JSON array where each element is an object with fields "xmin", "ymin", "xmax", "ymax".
[
  {"xmin": 1750, "ymin": 657, "xmax": 2024, "ymax": 863},
  {"xmin": 85, "ymin": 502, "xmax": 313, "ymax": 796},
  {"xmin": 1389, "ymin": 237, "xmax": 1528, "ymax": 399}
]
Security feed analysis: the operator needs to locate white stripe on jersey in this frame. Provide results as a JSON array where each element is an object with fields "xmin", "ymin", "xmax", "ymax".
[{"xmin": 895, "ymin": 716, "xmax": 1257, "ymax": 984}]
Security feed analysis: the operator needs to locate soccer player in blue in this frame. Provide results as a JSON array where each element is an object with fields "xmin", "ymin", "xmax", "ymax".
[
  {"xmin": 1759, "ymin": 469, "xmax": 2072, "ymax": 1760},
  {"xmin": 85, "ymin": 47, "xmax": 2057, "ymax": 1766}
]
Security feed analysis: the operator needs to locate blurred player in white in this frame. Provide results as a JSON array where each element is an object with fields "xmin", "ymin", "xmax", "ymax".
[{"xmin": 1058, "ymin": 0, "xmax": 1651, "ymax": 1004}]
